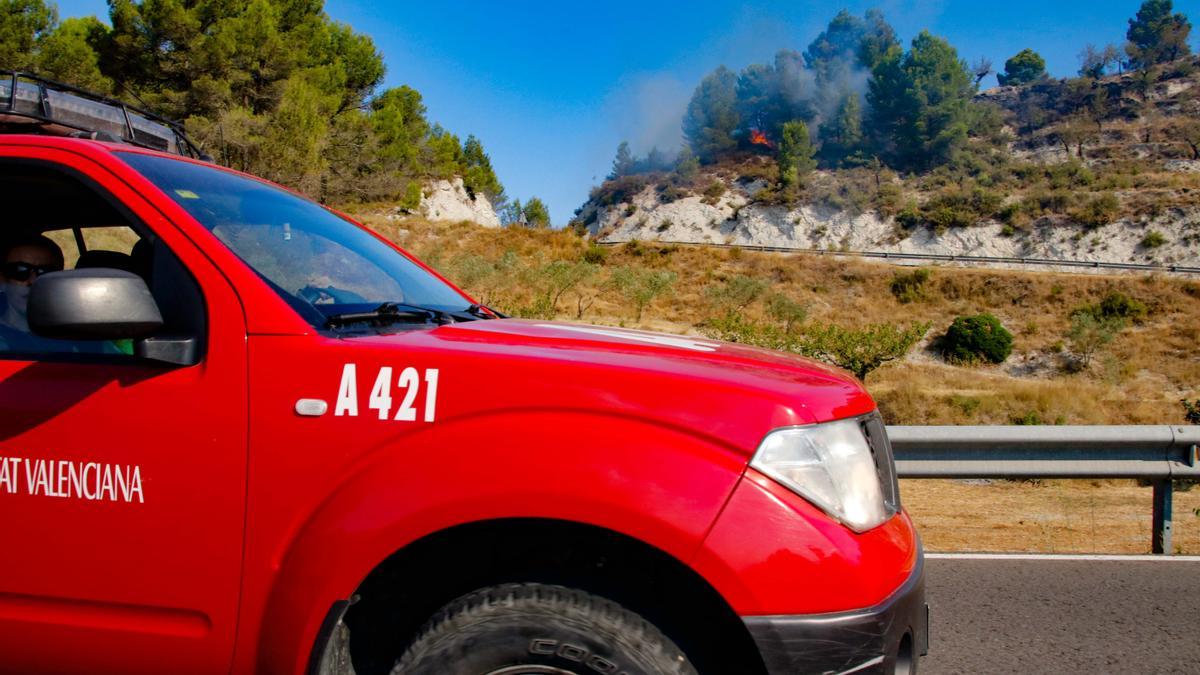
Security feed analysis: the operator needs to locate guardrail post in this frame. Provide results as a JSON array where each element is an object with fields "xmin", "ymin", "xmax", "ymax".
[{"xmin": 1151, "ymin": 479, "xmax": 1173, "ymax": 555}]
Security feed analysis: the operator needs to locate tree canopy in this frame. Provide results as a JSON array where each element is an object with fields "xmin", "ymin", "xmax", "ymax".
[
  {"xmin": 0, "ymin": 0, "xmax": 503, "ymax": 208},
  {"xmin": 674, "ymin": 10, "xmax": 986, "ymax": 174},
  {"xmin": 1126, "ymin": 0, "xmax": 1192, "ymax": 68},
  {"xmin": 868, "ymin": 31, "xmax": 977, "ymax": 169},
  {"xmin": 682, "ymin": 65, "xmax": 740, "ymax": 163},
  {"xmin": 997, "ymin": 49, "xmax": 1048, "ymax": 86},
  {"xmin": 521, "ymin": 197, "xmax": 551, "ymax": 228}
]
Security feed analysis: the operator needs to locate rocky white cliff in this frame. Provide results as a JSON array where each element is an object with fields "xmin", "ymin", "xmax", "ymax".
[
  {"xmin": 577, "ymin": 175, "xmax": 1200, "ymax": 268},
  {"xmin": 419, "ymin": 177, "xmax": 501, "ymax": 228}
]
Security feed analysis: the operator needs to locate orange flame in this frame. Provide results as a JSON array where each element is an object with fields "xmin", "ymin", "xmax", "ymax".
[{"xmin": 749, "ymin": 128, "xmax": 774, "ymax": 149}]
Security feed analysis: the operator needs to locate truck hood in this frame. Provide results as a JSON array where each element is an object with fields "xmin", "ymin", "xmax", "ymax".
[
  {"xmin": 351, "ymin": 319, "xmax": 876, "ymax": 453},
  {"xmin": 440, "ymin": 319, "xmax": 857, "ymax": 384}
]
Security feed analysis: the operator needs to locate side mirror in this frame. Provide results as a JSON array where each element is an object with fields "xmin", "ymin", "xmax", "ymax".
[{"xmin": 29, "ymin": 268, "xmax": 163, "ymax": 340}]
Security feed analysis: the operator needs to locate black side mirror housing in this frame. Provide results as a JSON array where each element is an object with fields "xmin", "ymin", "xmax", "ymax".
[{"xmin": 29, "ymin": 268, "xmax": 164, "ymax": 340}]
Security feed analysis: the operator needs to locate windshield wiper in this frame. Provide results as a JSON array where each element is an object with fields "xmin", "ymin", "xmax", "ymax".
[
  {"xmin": 466, "ymin": 303, "xmax": 505, "ymax": 319},
  {"xmin": 324, "ymin": 302, "xmax": 456, "ymax": 329}
]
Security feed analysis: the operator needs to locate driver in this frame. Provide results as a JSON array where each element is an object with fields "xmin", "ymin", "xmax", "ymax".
[{"xmin": 0, "ymin": 234, "xmax": 67, "ymax": 351}]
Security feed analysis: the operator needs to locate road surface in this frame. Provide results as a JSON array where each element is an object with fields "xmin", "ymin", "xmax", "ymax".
[{"xmin": 923, "ymin": 553, "xmax": 1200, "ymax": 674}]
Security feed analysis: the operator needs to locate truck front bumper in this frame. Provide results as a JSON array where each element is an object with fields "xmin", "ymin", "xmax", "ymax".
[{"xmin": 742, "ymin": 551, "xmax": 928, "ymax": 675}]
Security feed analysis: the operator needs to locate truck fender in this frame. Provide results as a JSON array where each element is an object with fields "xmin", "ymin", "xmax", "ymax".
[{"xmin": 254, "ymin": 408, "xmax": 750, "ymax": 675}]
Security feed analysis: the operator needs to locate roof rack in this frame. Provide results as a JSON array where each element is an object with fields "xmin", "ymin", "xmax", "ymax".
[{"xmin": 0, "ymin": 70, "xmax": 209, "ymax": 160}]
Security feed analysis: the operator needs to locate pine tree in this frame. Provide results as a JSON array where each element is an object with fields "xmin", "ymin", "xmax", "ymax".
[
  {"xmin": 777, "ymin": 120, "xmax": 817, "ymax": 188},
  {"xmin": 609, "ymin": 141, "xmax": 635, "ymax": 179},
  {"xmin": 1126, "ymin": 0, "xmax": 1192, "ymax": 68},
  {"xmin": 462, "ymin": 134, "xmax": 504, "ymax": 200},
  {"xmin": 683, "ymin": 65, "xmax": 740, "ymax": 163},
  {"xmin": 371, "ymin": 86, "xmax": 430, "ymax": 173},
  {"xmin": 868, "ymin": 31, "xmax": 976, "ymax": 169},
  {"xmin": 997, "ymin": 48, "xmax": 1047, "ymax": 86},
  {"xmin": 857, "ymin": 9, "xmax": 900, "ymax": 71},
  {"xmin": 821, "ymin": 93, "xmax": 863, "ymax": 164},
  {"xmin": 522, "ymin": 197, "xmax": 551, "ymax": 228},
  {"xmin": 33, "ymin": 16, "xmax": 111, "ymax": 92},
  {"xmin": 0, "ymin": 0, "xmax": 56, "ymax": 72}
]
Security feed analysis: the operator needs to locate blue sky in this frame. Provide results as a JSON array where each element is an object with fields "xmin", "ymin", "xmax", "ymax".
[{"xmin": 56, "ymin": 1, "xmax": 1200, "ymax": 224}]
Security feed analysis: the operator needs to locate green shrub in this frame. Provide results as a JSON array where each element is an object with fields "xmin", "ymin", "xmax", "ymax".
[
  {"xmin": 399, "ymin": 181, "xmax": 423, "ymax": 211},
  {"xmin": 657, "ymin": 183, "xmax": 688, "ymax": 203},
  {"xmin": 535, "ymin": 260, "xmax": 599, "ymax": 314},
  {"xmin": 895, "ymin": 202, "xmax": 923, "ymax": 229},
  {"xmin": 610, "ymin": 265, "xmax": 676, "ymax": 322},
  {"xmin": 702, "ymin": 317, "xmax": 928, "ymax": 381},
  {"xmin": 875, "ymin": 183, "xmax": 903, "ymax": 215},
  {"xmin": 996, "ymin": 201, "xmax": 1023, "ymax": 225},
  {"xmin": 1140, "ymin": 230, "xmax": 1167, "ymax": 248},
  {"xmin": 1011, "ymin": 410, "xmax": 1044, "ymax": 425},
  {"xmin": 940, "ymin": 313, "xmax": 1014, "ymax": 364},
  {"xmin": 1066, "ymin": 312, "xmax": 1123, "ymax": 368},
  {"xmin": 948, "ymin": 394, "xmax": 982, "ymax": 416},
  {"xmin": 890, "ymin": 268, "xmax": 932, "ymax": 304},
  {"xmin": 1071, "ymin": 193, "xmax": 1120, "ymax": 229},
  {"xmin": 703, "ymin": 314, "xmax": 793, "ymax": 352},
  {"xmin": 590, "ymin": 175, "xmax": 649, "ymax": 207},
  {"xmin": 1073, "ymin": 290, "xmax": 1148, "ymax": 324},
  {"xmin": 705, "ymin": 275, "xmax": 767, "ymax": 317},
  {"xmin": 925, "ymin": 204, "xmax": 976, "ymax": 230},
  {"xmin": 1098, "ymin": 291, "xmax": 1148, "ymax": 321},
  {"xmin": 765, "ymin": 293, "xmax": 808, "ymax": 332},
  {"xmin": 798, "ymin": 321, "xmax": 931, "ymax": 381},
  {"xmin": 511, "ymin": 295, "xmax": 555, "ymax": 319},
  {"xmin": 1046, "ymin": 161, "xmax": 1094, "ymax": 189},
  {"xmin": 581, "ymin": 242, "xmax": 607, "ymax": 265},
  {"xmin": 701, "ymin": 181, "xmax": 727, "ymax": 205},
  {"xmin": 920, "ymin": 187, "xmax": 1003, "ymax": 231},
  {"xmin": 1183, "ymin": 399, "xmax": 1200, "ymax": 424},
  {"xmin": 1023, "ymin": 188, "xmax": 1074, "ymax": 216}
]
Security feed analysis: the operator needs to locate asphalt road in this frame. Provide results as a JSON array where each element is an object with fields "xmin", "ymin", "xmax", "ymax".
[{"xmin": 922, "ymin": 554, "xmax": 1200, "ymax": 674}]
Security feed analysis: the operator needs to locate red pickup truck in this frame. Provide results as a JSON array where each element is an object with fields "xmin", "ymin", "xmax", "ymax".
[{"xmin": 0, "ymin": 75, "xmax": 926, "ymax": 675}]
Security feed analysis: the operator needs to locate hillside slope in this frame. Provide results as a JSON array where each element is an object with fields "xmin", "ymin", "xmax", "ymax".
[
  {"xmin": 575, "ymin": 59, "xmax": 1200, "ymax": 267},
  {"xmin": 354, "ymin": 213, "xmax": 1200, "ymax": 428}
]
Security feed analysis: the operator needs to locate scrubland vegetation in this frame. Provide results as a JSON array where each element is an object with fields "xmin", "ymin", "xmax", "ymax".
[
  {"xmin": 363, "ymin": 214, "xmax": 1200, "ymax": 428},
  {"xmin": 361, "ymin": 213, "xmax": 1200, "ymax": 552}
]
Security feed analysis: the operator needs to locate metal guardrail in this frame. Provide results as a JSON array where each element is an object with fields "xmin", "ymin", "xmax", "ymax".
[
  {"xmin": 597, "ymin": 240, "xmax": 1200, "ymax": 275},
  {"xmin": 888, "ymin": 425, "xmax": 1200, "ymax": 555}
]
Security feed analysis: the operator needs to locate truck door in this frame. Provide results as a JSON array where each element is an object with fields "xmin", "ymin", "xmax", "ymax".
[{"xmin": 0, "ymin": 150, "xmax": 248, "ymax": 674}]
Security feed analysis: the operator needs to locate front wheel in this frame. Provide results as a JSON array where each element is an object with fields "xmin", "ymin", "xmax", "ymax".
[{"xmin": 392, "ymin": 583, "xmax": 698, "ymax": 675}]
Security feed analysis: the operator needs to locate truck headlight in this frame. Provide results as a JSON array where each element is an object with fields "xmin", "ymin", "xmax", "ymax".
[{"xmin": 750, "ymin": 417, "xmax": 896, "ymax": 532}]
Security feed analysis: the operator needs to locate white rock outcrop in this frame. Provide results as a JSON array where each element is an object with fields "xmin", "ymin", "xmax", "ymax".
[
  {"xmin": 580, "ymin": 178, "xmax": 1200, "ymax": 269},
  {"xmin": 420, "ymin": 177, "xmax": 501, "ymax": 228}
]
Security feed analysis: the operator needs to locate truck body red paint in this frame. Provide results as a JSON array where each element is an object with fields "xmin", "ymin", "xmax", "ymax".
[{"xmin": 0, "ymin": 134, "xmax": 925, "ymax": 675}]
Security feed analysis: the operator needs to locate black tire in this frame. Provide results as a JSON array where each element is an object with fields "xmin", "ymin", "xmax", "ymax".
[{"xmin": 392, "ymin": 583, "xmax": 698, "ymax": 675}]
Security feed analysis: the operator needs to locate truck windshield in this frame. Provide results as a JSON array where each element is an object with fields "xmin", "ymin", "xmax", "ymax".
[{"xmin": 119, "ymin": 152, "xmax": 473, "ymax": 330}]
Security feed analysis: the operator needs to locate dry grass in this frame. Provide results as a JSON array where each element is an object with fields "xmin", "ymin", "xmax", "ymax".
[
  {"xmin": 904, "ymin": 479, "xmax": 1200, "ymax": 555},
  {"xmin": 359, "ymin": 212, "xmax": 1200, "ymax": 427},
  {"xmin": 354, "ymin": 213, "xmax": 1200, "ymax": 554}
]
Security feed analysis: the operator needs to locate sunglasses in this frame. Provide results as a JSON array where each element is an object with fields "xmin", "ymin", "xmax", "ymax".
[{"xmin": 2, "ymin": 261, "xmax": 63, "ymax": 282}]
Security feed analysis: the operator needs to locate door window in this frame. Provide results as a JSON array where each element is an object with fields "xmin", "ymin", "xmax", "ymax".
[{"xmin": 0, "ymin": 161, "xmax": 206, "ymax": 361}]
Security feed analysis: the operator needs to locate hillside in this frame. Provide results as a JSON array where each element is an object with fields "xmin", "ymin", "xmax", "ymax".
[
  {"xmin": 353, "ymin": 213, "xmax": 1200, "ymax": 429},
  {"xmin": 574, "ymin": 58, "xmax": 1200, "ymax": 268}
]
